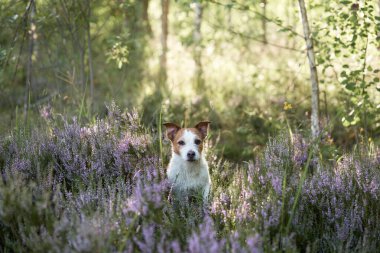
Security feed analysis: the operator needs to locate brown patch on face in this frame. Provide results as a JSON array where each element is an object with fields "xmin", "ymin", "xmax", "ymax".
[
  {"xmin": 170, "ymin": 128, "xmax": 205, "ymax": 155},
  {"xmin": 164, "ymin": 122, "xmax": 210, "ymax": 156},
  {"xmin": 171, "ymin": 128, "xmax": 185, "ymax": 155}
]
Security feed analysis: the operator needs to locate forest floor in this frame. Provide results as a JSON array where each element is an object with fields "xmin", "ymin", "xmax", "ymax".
[{"xmin": 0, "ymin": 105, "xmax": 379, "ymax": 252}]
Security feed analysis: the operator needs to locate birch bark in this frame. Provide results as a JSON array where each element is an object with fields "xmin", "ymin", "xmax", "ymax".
[{"xmin": 298, "ymin": 0, "xmax": 320, "ymax": 139}]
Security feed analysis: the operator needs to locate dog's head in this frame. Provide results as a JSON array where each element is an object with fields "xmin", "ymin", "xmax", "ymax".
[{"xmin": 163, "ymin": 121, "xmax": 211, "ymax": 162}]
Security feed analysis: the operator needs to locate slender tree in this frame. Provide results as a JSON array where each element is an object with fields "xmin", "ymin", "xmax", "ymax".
[
  {"xmin": 122, "ymin": 0, "xmax": 149, "ymax": 96},
  {"xmin": 378, "ymin": 0, "xmax": 380, "ymax": 44},
  {"xmin": 58, "ymin": 0, "xmax": 86, "ymax": 90},
  {"xmin": 298, "ymin": 0, "xmax": 320, "ymax": 139},
  {"xmin": 261, "ymin": 0, "xmax": 267, "ymax": 44},
  {"xmin": 193, "ymin": 0, "xmax": 204, "ymax": 91},
  {"xmin": 159, "ymin": 0, "xmax": 169, "ymax": 90},
  {"xmin": 142, "ymin": 0, "xmax": 153, "ymax": 36},
  {"xmin": 86, "ymin": 0, "xmax": 94, "ymax": 111},
  {"xmin": 24, "ymin": 0, "xmax": 36, "ymax": 124}
]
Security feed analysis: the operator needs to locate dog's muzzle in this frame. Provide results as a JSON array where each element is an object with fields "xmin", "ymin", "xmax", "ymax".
[{"xmin": 187, "ymin": 150, "xmax": 196, "ymax": 161}]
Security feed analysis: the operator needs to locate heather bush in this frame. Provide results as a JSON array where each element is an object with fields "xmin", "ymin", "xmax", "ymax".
[{"xmin": 0, "ymin": 106, "xmax": 379, "ymax": 252}]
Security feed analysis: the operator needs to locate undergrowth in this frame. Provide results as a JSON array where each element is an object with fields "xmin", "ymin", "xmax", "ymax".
[{"xmin": 0, "ymin": 105, "xmax": 379, "ymax": 252}]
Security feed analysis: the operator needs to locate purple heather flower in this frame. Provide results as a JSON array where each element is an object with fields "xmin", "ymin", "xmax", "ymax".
[
  {"xmin": 170, "ymin": 241, "xmax": 181, "ymax": 253},
  {"xmin": 188, "ymin": 216, "xmax": 225, "ymax": 253},
  {"xmin": 336, "ymin": 216, "xmax": 351, "ymax": 241},
  {"xmin": 246, "ymin": 234, "xmax": 262, "ymax": 253},
  {"xmin": 267, "ymin": 172, "xmax": 282, "ymax": 196},
  {"xmin": 40, "ymin": 104, "xmax": 52, "ymax": 120},
  {"xmin": 124, "ymin": 168, "xmax": 169, "ymax": 216},
  {"xmin": 134, "ymin": 224, "xmax": 155, "ymax": 253},
  {"xmin": 369, "ymin": 179, "xmax": 379, "ymax": 197},
  {"xmin": 292, "ymin": 134, "xmax": 309, "ymax": 167}
]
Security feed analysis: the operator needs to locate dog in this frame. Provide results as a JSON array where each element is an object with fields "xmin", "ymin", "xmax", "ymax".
[{"xmin": 163, "ymin": 121, "xmax": 211, "ymax": 203}]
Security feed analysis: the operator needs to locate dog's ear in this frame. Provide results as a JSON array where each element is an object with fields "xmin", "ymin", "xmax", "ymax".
[
  {"xmin": 163, "ymin": 123, "xmax": 181, "ymax": 141},
  {"xmin": 194, "ymin": 121, "xmax": 211, "ymax": 139}
]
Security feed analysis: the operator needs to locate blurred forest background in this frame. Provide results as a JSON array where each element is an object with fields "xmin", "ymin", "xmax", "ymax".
[{"xmin": 1, "ymin": 0, "xmax": 379, "ymax": 160}]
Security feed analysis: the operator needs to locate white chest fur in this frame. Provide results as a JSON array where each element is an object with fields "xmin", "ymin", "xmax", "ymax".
[{"xmin": 167, "ymin": 153, "xmax": 211, "ymax": 201}]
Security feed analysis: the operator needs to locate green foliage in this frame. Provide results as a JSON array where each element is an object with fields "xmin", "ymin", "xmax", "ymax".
[
  {"xmin": 0, "ymin": 109, "xmax": 379, "ymax": 252},
  {"xmin": 107, "ymin": 38, "xmax": 130, "ymax": 69},
  {"xmin": 0, "ymin": 0, "xmax": 379, "ymax": 160},
  {"xmin": 314, "ymin": 0, "xmax": 379, "ymax": 133},
  {"xmin": 0, "ymin": 0, "xmax": 379, "ymax": 250}
]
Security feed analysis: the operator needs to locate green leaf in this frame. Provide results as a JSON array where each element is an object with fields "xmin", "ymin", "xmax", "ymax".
[
  {"xmin": 342, "ymin": 117, "xmax": 351, "ymax": 127},
  {"xmin": 340, "ymin": 13, "xmax": 349, "ymax": 19},
  {"xmin": 351, "ymin": 115, "xmax": 360, "ymax": 125},
  {"xmin": 346, "ymin": 82, "xmax": 356, "ymax": 90},
  {"xmin": 278, "ymin": 27, "xmax": 291, "ymax": 33},
  {"xmin": 340, "ymin": 1, "xmax": 351, "ymax": 5}
]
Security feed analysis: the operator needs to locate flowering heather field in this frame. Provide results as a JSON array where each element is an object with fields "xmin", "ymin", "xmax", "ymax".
[{"xmin": 0, "ymin": 106, "xmax": 379, "ymax": 253}]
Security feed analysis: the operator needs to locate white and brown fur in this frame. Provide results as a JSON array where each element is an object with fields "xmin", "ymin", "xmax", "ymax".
[{"xmin": 163, "ymin": 121, "xmax": 211, "ymax": 202}]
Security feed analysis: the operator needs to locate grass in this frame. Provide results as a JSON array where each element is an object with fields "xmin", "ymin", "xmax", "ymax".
[{"xmin": 0, "ymin": 104, "xmax": 379, "ymax": 252}]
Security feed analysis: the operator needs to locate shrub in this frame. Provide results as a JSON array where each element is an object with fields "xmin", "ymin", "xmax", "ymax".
[{"xmin": 0, "ymin": 106, "xmax": 379, "ymax": 252}]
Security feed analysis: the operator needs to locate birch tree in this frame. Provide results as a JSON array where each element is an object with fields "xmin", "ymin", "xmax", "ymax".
[
  {"xmin": 24, "ymin": 0, "xmax": 36, "ymax": 123},
  {"xmin": 298, "ymin": 0, "xmax": 320, "ymax": 139}
]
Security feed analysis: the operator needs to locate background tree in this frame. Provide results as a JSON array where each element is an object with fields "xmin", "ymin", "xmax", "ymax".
[
  {"xmin": 159, "ymin": 0, "xmax": 170, "ymax": 90},
  {"xmin": 193, "ymin": 0, "xmax": 204, "ymax": 91},
  {"xmin": 86, "ymin": 0, "xmax": 94, "ymax": 111},
  {"xmin": 261, "ymin": 0, "xmax": 267, "ymax": 44},
  {"xmin": 24, "ymin": 0, "xmax": 36, "ymax": 123},
  {"xmin": 0, "ymin": 0, "xmax": 378, "ymax": 160},
  {"xmin": 298, "ymin": 0, "xmax": 320, "ymax": 139}
]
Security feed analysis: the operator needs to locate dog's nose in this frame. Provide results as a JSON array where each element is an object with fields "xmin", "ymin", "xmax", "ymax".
[{"xmin": 187, "ymin": 150, "xmax": 196, "ymax": 159}]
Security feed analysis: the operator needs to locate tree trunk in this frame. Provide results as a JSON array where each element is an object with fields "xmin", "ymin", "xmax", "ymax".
[
  {"xmin": 142, "ymin": 0, "xmax": 152, "ymax": 36},
  {"xmin": 24, "ymin": 0, "xmax": 36, "ymax": 124},
  {"xmin": 80, "ymin": 45, "xmax": 86, "ymax": 91},
  {"xmin": 59, "ymin": 0, "xmax": 86, "ymax": 90},
  {"xmin": 261, "ymin": 0, "xmax": 267, "ymax": 44},
  {"xmin": 298, "ymin": 0, "xmax": 320, "ymax": 139},
  {"xmin": 86, "ymin": 0, "xmax": 94, "ymax": 111},
  {"xmin": 193, "ymin": 0, "xmax": 204, "ymax": 91},
  {"xmin": 159, "ymin": 0, "xmax": 169, "ymax": 90},
  {"xmin": 378, "ymin": 0, "xmax": 380, "ymax": 46},
  {"xmin": 122, "ymin": 1, "xmax": 148, "ymax": 93}
]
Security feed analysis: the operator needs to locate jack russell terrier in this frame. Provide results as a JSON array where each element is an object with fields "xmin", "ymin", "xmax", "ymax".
[{"xmin": 163, "ymin": 121, "xmax": 211, "ymax": 203}]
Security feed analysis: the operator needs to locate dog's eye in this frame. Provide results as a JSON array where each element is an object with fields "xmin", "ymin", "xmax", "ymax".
[
  {"xmin": 194, "ymin": 139, "xmax": 201, "ymax": 145},
  {"xmin": 178, "ymin": 140, "xmax": 185, "ymax": 145}
]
